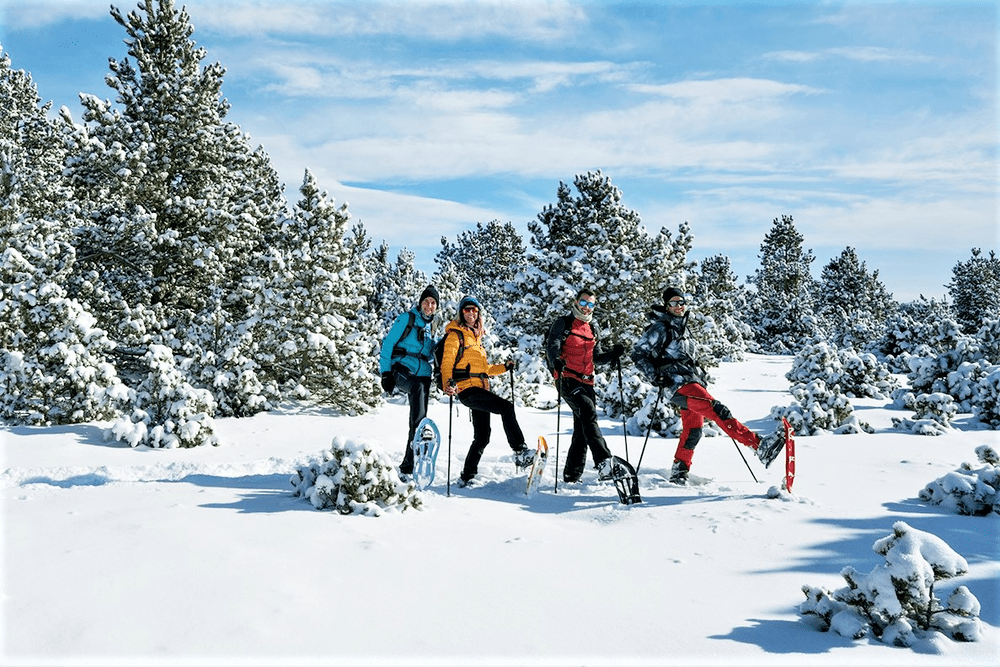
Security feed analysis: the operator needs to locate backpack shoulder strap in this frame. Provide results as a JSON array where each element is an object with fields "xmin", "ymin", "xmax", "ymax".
[{"xmin": 391, "ymin": 311, "xmax": 418, "ymax": 359}]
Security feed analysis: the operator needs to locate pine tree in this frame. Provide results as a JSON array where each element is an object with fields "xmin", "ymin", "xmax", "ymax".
[
  {"xmin": 693, "ymin": 254, "xmax": 753, "ymax": 361},
  {"xmin": 0, "ymin": 47, "xmax": 124, "ymax": 424},
  {"xmin": 748, "ymin": 215, "xmax": 820, "ymax": 353},
  {"xmin": 510, "ymin": 171, "xmax": 694, "ymax": 351},
  {"xmin": 368, "ymin": 244, "xmax": 429, "ymax": 340},
  {"xmin": 437, "ymin": 219, "xmax": 526, "ymax": 337},
  {"xmin": 268, "ymin": 170, "xmax": 379, "ymax": 414},
  {"xmin": 817, "ymin": 247, "xmax": 896, "ymax": 349},
  {"xmin": 63, "ymin": 0, "xmax": 285, "ymax": 396},
  {"xmin": 948, "ymin": 248, "xmax": 1000, "ymax": 333},
  {"xmin": 508, "ymin": 171, "xmax": 695, "ymax": 415}
]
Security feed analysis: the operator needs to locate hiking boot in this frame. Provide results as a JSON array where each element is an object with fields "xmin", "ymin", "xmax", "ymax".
[
  {"xmin": 456, "ymin": 476, "xmax": 475, "ymax": 488},
  {"xmin": 596, "ymin": 457, "xmax": 615, "ymax": 481},
  {"xmin": 756, "ymin": 429, "xmax": 785, "ymax": 469},
  {"xmin": 398, "ymin": 471, "xmax": 412, "ymax": 483},
  {"xmin": 513, "ymin": 446, "xmax": 535, "ymax": 468},
  {"xmin": 669, "ymin": 459, "xmax": 689, "ymax": 485}
]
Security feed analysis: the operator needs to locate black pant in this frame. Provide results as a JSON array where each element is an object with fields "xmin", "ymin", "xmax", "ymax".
[
  {"xmin": 559, "ymin": 377, "xmax": 612, "ymax": 482},
  {"xmin": 393, "ymin": 366, "xmax": 431, "ymax": 474},
  {"xmin": 456, "ymin": 387, "xmax": 525, "ymax": 481}
]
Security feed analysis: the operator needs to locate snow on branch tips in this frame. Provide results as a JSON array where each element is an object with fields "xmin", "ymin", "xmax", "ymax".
[
  {"xmin": 918, "ymin": 445, "xmax": 1000, "ymax": 516},
  {"xmin": 290, "ymin": 436, "xmax": 422, "ymax": 516},
  {"xmin": 799, "ymin": 521, "xmax": 983, "ymax": 648}
]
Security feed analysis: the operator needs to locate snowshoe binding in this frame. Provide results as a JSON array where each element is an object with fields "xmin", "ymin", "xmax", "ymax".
[
  {"xmin": 410, "ymin": 417, "xmax": 441, "ymax": 490},
  {"xmin": 756, "ymin": 423, "xmax": 787, "ymax": 469},
  {"xmin": 607, "ymin": 456, "xmax": 641, "ymax": 505}
]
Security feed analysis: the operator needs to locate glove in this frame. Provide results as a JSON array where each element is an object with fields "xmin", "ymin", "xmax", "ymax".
[
  {"xmin": 504, "ymin": 359, "xmax": 516, "ymax": 371},
  {"xmin": 380, "ymin": 372, "xmax": 395, "ymax": 393},
  {"xmin": 654, "ymin": 368, "xmax": 676, "ymax": 389},
  {"xmin": 609, "ymin": 343, "xmax": 624, "ymax": 360},
  {"xmin": 554, "ymin": 359, "xmax": 566, "ymax": 373}
]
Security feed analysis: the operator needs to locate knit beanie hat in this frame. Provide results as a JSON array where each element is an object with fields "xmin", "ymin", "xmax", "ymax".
[
  {"xmin": 419, "ymin": 285, "xmax": 440, "ymax": 307},
  {"xmin": 662, "ymin": 287, "xmax": 684, "ymax": 305},
  {"xmin": 458, "ymin": 295, "xmax": 482, "ymax": 312}
]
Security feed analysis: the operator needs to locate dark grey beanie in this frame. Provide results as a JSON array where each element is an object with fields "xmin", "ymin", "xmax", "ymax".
[
  {"xmin": 662, "ymin": 287, "xmax": 684, "ymax": 305},
  {"xmin": 419, "ymin": 285, "xmax": 440, "ymax": 306}
]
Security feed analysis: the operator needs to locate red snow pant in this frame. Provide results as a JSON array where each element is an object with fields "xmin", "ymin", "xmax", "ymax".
[{"xmin": 671, "ymin": 383, "xmax": 760, "ymax": 467}]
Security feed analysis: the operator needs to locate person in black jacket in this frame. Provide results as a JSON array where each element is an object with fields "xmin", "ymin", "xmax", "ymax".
[
  {"xmin": 631, "ymin": 287, "xmax": 783, "ymax": 484},
  {"xmin": 545, "ymin": 288, "xmax": 624, "ymax": 483}
]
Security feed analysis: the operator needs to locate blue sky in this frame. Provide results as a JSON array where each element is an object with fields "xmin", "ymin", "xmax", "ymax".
[{"xmin": 2, "ymin": 0, "xmax": 997, "ymax": 302}]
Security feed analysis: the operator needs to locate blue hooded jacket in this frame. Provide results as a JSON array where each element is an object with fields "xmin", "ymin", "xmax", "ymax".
[{"xmin": 379, "ymin": 306, "xmax": 436, "ymax": 377}]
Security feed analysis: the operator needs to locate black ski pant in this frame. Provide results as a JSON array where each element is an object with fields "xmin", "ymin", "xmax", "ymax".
[
  {"xmin": 456, "ymin": 387, "xmax": 525, "ymax": 481},
  {"xmin": 393, "ymin": 366, "xmax": 431, "ymax": 474},
  {"xmin": 559, "ymin": 377, "xmax": 612, "ymax": 482}
]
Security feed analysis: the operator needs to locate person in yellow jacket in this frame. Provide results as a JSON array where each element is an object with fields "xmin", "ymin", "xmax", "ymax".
[{"xmin": 441, "ymin": 295, "xmax": 534, "ymax": 487}]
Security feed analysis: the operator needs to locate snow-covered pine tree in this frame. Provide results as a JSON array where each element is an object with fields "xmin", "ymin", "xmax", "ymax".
[
  {"xmin": 437, "ymin": 219, "xmax": 526, "ymax": 343},
  {"xmin": 510, "ymin": 171, "xmax": 693, "ymax": 352},
  {"xmin": 507, "ymin": 170, "xmax": 695, "ymax": 417},
  {"xmin": 694, "ymin": 254, "xmax": 753, "ymax": 361},
  {"xmin": 948, "ymin": 248, "xmax": 1000, "ymax": 334},
  {"xmin": 800, "ymin": 521, "xmax": 983, "ymax": 645},
  {"xmin": 267, "ymin": 170, "xmax": 378, "ymax": 414},
  {"xmin": 367, "ymin": 244, "xmax": 429, "ymax": 341},
  {"xmin": 874, "ymin": 296, "xmax": 954, "ymax": 371},
  {"xmin": 747, "ymin": 215, "xmax": 820, "ymax": 353},
  {"xmin": 430, "ymin": 257, "xmax": 463, "ymax": 324},
  {"xmin": 0, "ymin": 47, "xmax": 124, "ymax": 424},
  {"xmin": 817, "ymin": 247, "xmax": 897, "ymax": 349},
  {"xmin": 63, "ymin": 0, "xmax": 285, "ymax": 410},
  {"xmin": 108, "ymin": 344, "xmax": 218, "ymax": 448}
]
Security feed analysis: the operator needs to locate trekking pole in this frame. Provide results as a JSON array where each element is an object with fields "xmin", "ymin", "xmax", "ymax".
[
  {"xmin": 616, "ymin": 357, "xmax": 629, "ymax": 463},
  {"xmin": 635, "ymin": 385, "xmax": 664, "ymax": 475},
  {"xmin": 729, "ymin": 437, "xmax": 759, "ymax": 483},
  {"xmin": 509, "ymin": 364, "xmax": 515, "ymax": 404},
  {"xmin": 681, "ymin": 393, "xmax": 760, "ymax": 484},
  {"xmin": 554, "ymin": 370, "xmax": 562, "ymax": 494},
  {"xmin": 447, "ymin": 382, "xmax": 455, "ymax": 497}
]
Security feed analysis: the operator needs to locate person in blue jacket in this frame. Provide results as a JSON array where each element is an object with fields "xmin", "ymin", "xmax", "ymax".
[{"xmin": 380, "ymin": 285, "xmax": 439, "ymax": 477}]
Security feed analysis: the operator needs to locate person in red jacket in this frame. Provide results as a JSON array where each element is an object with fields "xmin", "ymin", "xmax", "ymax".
[{"xmin": 545, "ymin": 288, "xmax": 624, "ymax": 483}]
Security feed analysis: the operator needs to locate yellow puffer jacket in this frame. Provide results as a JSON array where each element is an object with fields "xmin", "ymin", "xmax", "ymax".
[{"xmin": 439, "ymin": 319, "xmax": 506, "ymax": 393}]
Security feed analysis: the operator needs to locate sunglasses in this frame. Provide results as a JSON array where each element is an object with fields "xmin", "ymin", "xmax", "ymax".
[
  {"xmin": 578, "ymin": 299, "xmax": 596, "ymax": 309},
  {"xmin": 462, "ymin": 306, "xmax": 479, "ymax": 313},
  {"xmin": 667, "ymin": 299, "xmax": 686, "ymax": 307}
]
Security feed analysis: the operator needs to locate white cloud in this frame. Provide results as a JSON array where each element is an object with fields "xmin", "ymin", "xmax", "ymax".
[
  {"xmin": 629, "ymin": 77, "xmax": 822, "ymax": 103},
  {"xmin": 0, "ymin": 0, "xmax": 107, "ymax": 28},
  {"xmin": 190, "ymin": 0, "xmax": 587, "ymax": 41}
]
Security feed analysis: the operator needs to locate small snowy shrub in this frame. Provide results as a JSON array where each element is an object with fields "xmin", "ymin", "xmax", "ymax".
[
  {"xmin": 918, "ymin": 445, "xmax": 1000, "ymax": 516},
  {"xmin": 973, "ymin": 366, "xmax": 1000, "ymax": 429},
  {"xmin": 800, "ymin": 521, "xmax": 983, "ymax": 646},
  {"xmin": 624, "ymin": 381, "xmax": 681, "ymax": 438},
  {"xmin": 891, "ymin": 392, "xmax": 957, "ymax": 435},
  {"xmin": 596, "ymin": 362, "xmax": 680, "ymax": 436},
  {"xmin": 771, "ymin": 379, "xmax": 869, "ymax": 436},
  {"xmin": 107, "ymin": 345, "xmax": 218, "ymax": 448},
  {"xmin": 291, "ymin": 436, "xmax": 422, "ymax": 516},
  {"xmin": 786, "ymin": 341, "xmax": 898, "ymax": 399},
  {"xmin": 905, "ymin": 337, "xmax": 990, "ymax": 413}
]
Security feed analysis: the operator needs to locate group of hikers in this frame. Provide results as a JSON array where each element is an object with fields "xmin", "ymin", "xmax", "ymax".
[{"xmin": 379, "ymin": 285, "xmax": 785, "ymax": 489}]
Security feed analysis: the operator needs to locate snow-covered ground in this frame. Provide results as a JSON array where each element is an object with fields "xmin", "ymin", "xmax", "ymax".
[{"xmin": 2, "ymin": 354, "xmax": 998, "ymax": 666}]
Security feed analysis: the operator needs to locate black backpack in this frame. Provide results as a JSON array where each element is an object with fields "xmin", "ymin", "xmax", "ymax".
[
  {"xmin": 433, "ymin": 329, "xmax": 468, "ymax": 386},
  {"xmin": 544, "ymin": 315, "xmax": 600, "ymax": 371}
]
